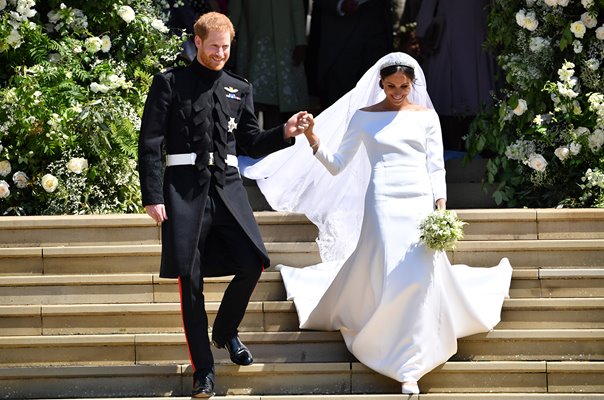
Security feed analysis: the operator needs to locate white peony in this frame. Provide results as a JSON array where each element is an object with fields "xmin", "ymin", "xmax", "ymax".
[
  {"xmin": 12, "ymin": 171, "xmax": 28, "ymax": 189},
  {"xmin": 41, "ymin": 174, "xmax": 59, "ymax": 193},
  {"xmin": 527, "ymin": 153, "xmax": 548, "ymax": 172},
  {"xmin": 554, "ymin": 146, "xmax": 570, "ymax": 161},
  {"xmin": 117, "ymin": 5, "xmax": 135, "ymax": 24},
  {"xmin": 596, "ymin": 26, "xmax": 604, "ymax": 40},
  {"xmin": 515, "ymin": 9, "xmax": 538, "ymax": 31},
  {"xmin": 66, "ymin": 157, "xmax": 88, "ymax": 174},
  {"xmin": 0, "ymin": 180, "xmax": 9, "ymax": 199},
  {"xmin": 513, "ymin": 99, "xmax": 528, "ymax": 116},
  {"xmin": 100, "ymin": 35, "xmax": 111, "ymax": 53},
  {"xmin": 570, "ymin": 21, "xmax": 586, "ymax": 38},
  {"xmin": 84, "ymin": 36, "xmax": 102, "ymax": 53},
  {"xmin": 581, "ymin": 12, "xmax": 598, "ymax": 29},
  {"xmin": 0, "ymin": 160, "xmax": 12, "ymax": 177}
]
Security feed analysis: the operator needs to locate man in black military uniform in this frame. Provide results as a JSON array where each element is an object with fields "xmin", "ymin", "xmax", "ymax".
[{"xmin": 138, "ymin": 12, "xmax": 307, "ymax": 398}]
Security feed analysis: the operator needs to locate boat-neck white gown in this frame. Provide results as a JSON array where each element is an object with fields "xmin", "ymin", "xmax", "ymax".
[{"xmin": 279, "ymin": 109, "xmax": 513, "ymax": 384}]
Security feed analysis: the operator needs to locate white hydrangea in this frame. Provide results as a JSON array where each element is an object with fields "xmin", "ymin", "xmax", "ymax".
[
  {"xmin": 588, "ymin": 129, "xmax": 604, "ymax": 152},
  {"xmin": 151, "ymin": 18, "xmax": 169, "ymax": 33},
  {"xmin": 570, "ymin": 142, "xmax": 582, "ymax": 155},
  {"xmin": 529, "ymin": 36, "xmax": 549, "ymax": 52},
  {"xmin": 117, "ymin": 5, "xmax": 136, "ymax": 24},
  {"xmin": 573, "ymin": 40, "xmax": 583, "ymax": 54},
  {"xmin": 586, "ymin": 58, "xmax": 600, "ymax": 71}
]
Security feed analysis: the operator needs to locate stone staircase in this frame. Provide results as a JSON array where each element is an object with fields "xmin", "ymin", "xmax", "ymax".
[{"xmin": 0, "ymin": 209, "xmax": 603, "ymax": 399}]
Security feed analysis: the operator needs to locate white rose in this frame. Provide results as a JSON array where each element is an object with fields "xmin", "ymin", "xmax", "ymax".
[
  {"xmin": 596, "ymin": 26, "xmax": 604, "ymax": 40},
  {"xmin": 515, "ymin": 10, "xmax": 526, "ymax": 27},
  {"xmin": 66, "ymin": 157, "xmax": 88, "ymax": 174},
  {"xmin": 554, "ymin": 146, "xmax": 570, "ymax": 161},
  {"xmin": 0, "ymin": 160, "xmax": 12, "ymax": 177},
  {"xmin": 581, "ymin": 12, "xmax": 598, "ymax": 29},
  {"xmin": 41, "ymin": 174, "xmax": 59, "ymax": 193},
  {"xmin": 100, "ymin": 35, "xmax": 111, "ymax": 53},
  {"xmin": 523, "ymin": 11, "xmax": 538, "ymax": 31},
  {"xmin": 0, "ymin": 0, "xmax": 7, "ymax": 11},
  {"xmin": 12, "ymin": 171, "xmax": 28, "ymax": 189},
  {"xmin": 0, "ymin": 180, "xmax": 9, "ymax": 199},
  {"xmin": 117, "ymin": 5, "xmax": 135, "ymax": 24},
  {"xmin": 151, "ymin": 18, "xmax": 169, "ymax": 33},
  {"xmin": 570, "ymin": 142, "xmax": 582, "ymax": 155},
  {"xmin": 527, "ymin": 153, "xmax": 548, "ymax": 172},
  {"xmin": 570, "ymin": 21, "xmax": 586, "ymax": 38},
  {"xmin": 513, "ymin": 99, "xmax": 528, "ymax": 116}
]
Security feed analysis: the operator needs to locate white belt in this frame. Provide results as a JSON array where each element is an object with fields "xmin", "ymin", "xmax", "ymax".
[{"xmin": 166, "ymin": 153, "xmax": 238, "ymax": 168}]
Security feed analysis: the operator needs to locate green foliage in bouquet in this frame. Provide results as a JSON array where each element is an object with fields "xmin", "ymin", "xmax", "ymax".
[
  {"xmin": 0, "ymin": 0, "xmax": 185, "ymax": 214},
  {"xmin": 465, "ymin": 0, "xmax": 604, "ymax": 208},
  {"xmin": 419, "ymin": 209, "xmax": 467, "ymax": 252}
]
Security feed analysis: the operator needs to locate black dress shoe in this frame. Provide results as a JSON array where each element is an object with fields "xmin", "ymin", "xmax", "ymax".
[
  {"xmin": 213, "ymin": 335, "xmax": 254, "ymax": 366},
  {"xmin": 192, "ymin": 369, "xmax": 215, "ymax": 398}
]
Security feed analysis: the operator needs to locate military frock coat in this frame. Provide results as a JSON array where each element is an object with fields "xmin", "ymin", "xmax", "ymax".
[{"xmin": 138, "ymin": 59, "xmax": 294, "ymax": 279}]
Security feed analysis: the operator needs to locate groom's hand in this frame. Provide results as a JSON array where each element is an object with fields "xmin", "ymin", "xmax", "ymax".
[{"xmin": 284, "ymin": 111, "xmax": 309, "ymax": 139}]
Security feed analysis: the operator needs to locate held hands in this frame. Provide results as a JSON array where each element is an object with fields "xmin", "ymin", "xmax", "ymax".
[
  {"xmin": 284, "ymin": 111, "xmax": 311, "ymax": 139},
  {"xmin": 145, "ymin": 204, "xmax": 168, "ymax": 225}
]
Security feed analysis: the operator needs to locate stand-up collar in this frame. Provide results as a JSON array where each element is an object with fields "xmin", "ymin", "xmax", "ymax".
[{"xmin": 190, "ymin": 57, "xmax": 224, "ymax": 80}]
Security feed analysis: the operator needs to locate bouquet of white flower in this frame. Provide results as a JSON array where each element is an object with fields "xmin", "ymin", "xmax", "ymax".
[{"xmin": 419, "ymin": 209, "xmax": 466, "ymax": 252}]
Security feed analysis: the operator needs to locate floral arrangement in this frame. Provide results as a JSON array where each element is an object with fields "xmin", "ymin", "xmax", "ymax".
[
  {"xmin": 419, "ymin": 209, "xmax": 467, "ymax": 252},
  {"xmin": 0, "ymin": 0, "xmax": 185, "ymax": 215},
  {"xmin": 465, "ymin": 0, "xmax": 604, "ymax": 208}
]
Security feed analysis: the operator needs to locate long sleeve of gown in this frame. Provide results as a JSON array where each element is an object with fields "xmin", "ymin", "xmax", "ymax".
[
  {"xmin": 426, "ymin": 111, "xmax": 447, "ymax": 202},
  {"xmin": 314, "ymin": 122, "xmax": 363, "ymax": 175}
]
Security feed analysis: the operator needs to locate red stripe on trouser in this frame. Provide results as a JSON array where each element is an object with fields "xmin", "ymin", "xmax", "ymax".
[{"xmin": 178, "ymin": 276, "xmax": 196, "ymax": 372}]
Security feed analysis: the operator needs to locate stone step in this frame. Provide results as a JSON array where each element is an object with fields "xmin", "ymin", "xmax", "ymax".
[
  {"xmin": 1, "ymin": 361, "xmax": 602, "ymax": 398},
  {"xmin": 1, "ymin": 238, "xmax": 603, "ymax": 276},
  {"xmin": 0, "ymin": 329, "xmax": 602, "ymax": 367},
  {"xmin": 2, "ymin": 298, "xmax": 603, "ymax": 337},
  {"xmin": 28, "ymin": 395, "xmax": 604, "ymax": 400},
  {"xmin": 1, "ymin": 210, "xmax": 603, "ymax": 249},
  {"xmin": 1, "ymin": 269, "xmax": 603, "ymax": 306}
]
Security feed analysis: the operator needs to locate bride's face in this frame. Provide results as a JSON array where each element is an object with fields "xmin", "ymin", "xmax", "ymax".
[{"xmin": 381, "ymin": 71, "xmax": 412, "ymax": 109}]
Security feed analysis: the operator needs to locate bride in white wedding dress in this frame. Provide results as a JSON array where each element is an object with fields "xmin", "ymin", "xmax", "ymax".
[{"xmin": 239, "ymin": 53, "xmax": 513, "ymax": 394}]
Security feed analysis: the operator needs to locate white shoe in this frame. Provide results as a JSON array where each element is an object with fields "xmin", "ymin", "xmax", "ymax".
[{"xmin": 402, "ymin": 381, "xmax": 419, "ymax": 394}]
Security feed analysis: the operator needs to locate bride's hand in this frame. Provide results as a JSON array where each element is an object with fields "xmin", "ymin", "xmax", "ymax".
[{"xmin": 436, "ymin": 198, "xmax": 446, "ymax": 210}]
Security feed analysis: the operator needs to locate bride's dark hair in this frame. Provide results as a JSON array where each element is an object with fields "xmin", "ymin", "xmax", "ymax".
[{"xmin": 379, "ymin": 64, "xmax": 415, "ymax": 82}]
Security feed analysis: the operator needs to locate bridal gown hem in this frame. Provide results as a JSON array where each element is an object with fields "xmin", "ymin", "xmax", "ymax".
[{"xmin": 278, "ymin": 109, "xmax": 513, "ymax": 384}]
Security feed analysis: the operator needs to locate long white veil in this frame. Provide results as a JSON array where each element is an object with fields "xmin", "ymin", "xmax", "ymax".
[{"xmin": 239, "ymin": 52, "xmax": 433, "ymax": 262}]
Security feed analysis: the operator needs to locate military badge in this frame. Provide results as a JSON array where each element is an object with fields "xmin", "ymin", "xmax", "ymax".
[{"xmin": 224, "ymin": 86, "xmax": 241, "ymax": 101}]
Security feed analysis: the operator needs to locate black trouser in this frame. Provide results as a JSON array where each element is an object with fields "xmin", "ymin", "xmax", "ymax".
[{"xmin": 178, "ymin": 184, "xmax": 263, "ymax": 373}]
